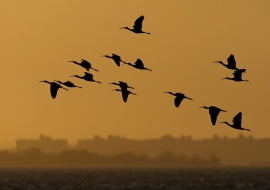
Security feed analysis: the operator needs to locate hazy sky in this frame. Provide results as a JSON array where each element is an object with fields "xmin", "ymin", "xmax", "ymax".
[{"xmin": 1, "ymin": 0, "xmax": 270, "ymax": 146}]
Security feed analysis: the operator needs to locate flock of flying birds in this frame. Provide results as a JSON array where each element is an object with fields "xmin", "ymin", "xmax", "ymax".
[{"xmin": 39, "ymin": 15, "xmax": 250, "ymax": 132}]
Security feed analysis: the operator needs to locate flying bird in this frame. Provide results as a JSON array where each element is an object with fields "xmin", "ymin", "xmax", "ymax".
[
  {"xmin": 213, "ymin": 54, "xmax": 240, "ymax": 70},
  {"xmin": 54, "ymin": 80, "xmax": 82, "ymax": 88},
  {"xmin": 120, "ymin": 15, "xmax": 151, "ymax": 34},
  {"xmin": 69, "ymin": 59, "xmax": 98, "ymax": 72},
  {"xmin": 70, "ymin": 72, "xmax": 102, "ymax": 84},
  {"xmin": 220, "ymin": 112, "xmax": 250, "ymax": 131},
  {"xmin": 101, "ymin": 54, "xmax": 125, "ymax": 67},
  {"xmin": 109, "ymin": 81, "xmax": 134, "ymax": 90},
  {"xmin": 123, "ymin": 59, "xmax": 152, "ymax": 71},
  {"xmin": 164, "ymin": 92, "xmax": 193, "ymax": 108},
  {"xmin": 222, "ymin": 69, "xmax": 249, "ymax": 82},
  {"xmin": 199, "ymin": 106, "xmax": 227, "ymax": 125},
  {"xmin": 39, "ymin": 80, "xmax": 68, "ymax": 99},
  {"xmin": 112, "ymin": 89, "xmax": 136, "ymax": 103}
]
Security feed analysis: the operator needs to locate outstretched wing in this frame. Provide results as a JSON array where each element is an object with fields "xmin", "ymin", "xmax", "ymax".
[
  {"xmin": 227, "ymin": 54, "xmax": 236, "ymax": 68},
  {"xmin": 133, "ymin": 15, "xmax": 144, "ymax": 30},
  {"xmin": 209, "ymin": 107, "xmax": 220, "ymax": 125},
  {"xmin": 64, "ymin": 81, "xmax": 75, "ymax": 87},
  {"xmin": 112, "ymin": 54, "xmax": 121, "ymax": 66},
  {"xmin": 233, "ymin": 112, "xmax": 242, "ymax": 127},
  {"xmin": 134, "ymin": 59, "xmax": 144, "ymax": 67},
  {"xmin": 174, "ymin": 96, "xmax": 184, "ymax": 107},
  {"xmin": 121, "ymin": 90, "xmax": 129, "ymax": 103},
  {"xmin": 232, "ymin": 70, "xmax": 243, "ymax": 80},
  {"xmin": 81, "ymin": 59, "xmax": 90, "ymax": 64},
  {"xmin": 50, "ymin": 83, "xmax": 60, "ymax": 99}
]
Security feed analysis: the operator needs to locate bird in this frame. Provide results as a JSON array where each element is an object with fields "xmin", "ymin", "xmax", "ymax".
[
  {"xmin": 199, "ymin": 106, "xmax": 227, "ymax": 125},
  {"xmin": 69, "ymin": 59, "xmax": 98, "ymax": 72},
  {"xmin": 112, "ymin": 89, "xmax": 136, "ymax": 103},
  {"xmin": 220, "ymin": 112, "xmax": 250, "ymax": 131},
  {"xmin": 54, "ymin": 80, "xmax": 82, "ymax": 88},
  {"xmin": 109, "ymin": 81, "xmax": 134, "ymax": 90},
  {"xmin": 213, "ymin": 54, "xmax": 240, "ymax": 70},
  {"xmin": 101, "ymin": 54, "xmax": 125, "ymax": 67},
  {"xmin": 222, "ymin": 69, "xmax": 249, "ymax": 82},
  {"xmin": 120, "ymin": 15, "xmax": 151, "ymax": 34},
  {"xmin": 70, "ymin": 72, "xmax": 102, "ymax": 84},
  {"xmin": 39, "ymin": 80, "xmax": 68, "ymax": 99},
  {"xmin": 164, "ymin": 92, "xmax": 193, "ymax": 107},
  {"xmin": 123, "ymin": 59, "xmax": 152, "ymax": 71}
]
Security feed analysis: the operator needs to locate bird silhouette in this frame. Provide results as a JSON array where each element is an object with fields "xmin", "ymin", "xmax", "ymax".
[
  {"xmin": 70, "ymin": 72, "xmax": 102, "ymax": 84},
  {"xmin": 112, "ymin": 89, "xmax": 136, "ymax": 103},
  {"xmin": 220, "ymin": 112, "xmax": 250, "ymax": 131},
  {"xmin": 69, "ymin": 59, "xmax": 98, "ymax": 72},
  {"xmin": 200, "ymin": 106, "xmax": 227, "ymax": 125},
  {"xmin": 120, "ymin": 15, "xmax": 150, "ymax": 34},
  {"xmin": 213, "ymin": 54, "xmax": 239, "ymax": 70},
  {"xmin": 164, "ymin": 92, "xmax": 193, "ymax": 107},
  {"xmin": 109, "ymin": 81, "xmax": 134, "ymax": 90},
  {"xmin": 101, "ymin": 54, "xmax": 125, "ymax": 67},
  {"xmin": 123, "ymin": 59, "xmax": 152, "ymax": 71},
  {"xmin": 222, "ymin": 69, "xmax": 249, "ymax": 82},
  {"xmin": 39, "ymin": 80, "xmax": 68, "ymax": 99},
  {"xmin": 54, "ymin": 80, "xmax": 82, "ymax": 88}
]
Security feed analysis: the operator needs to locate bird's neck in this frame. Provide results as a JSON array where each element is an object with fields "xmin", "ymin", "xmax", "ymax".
[
  {"xmin": 223, "ymin": 122, "xmax": 233, "ymax": 127},
  {"xmin": 218, "ymin": 61, "xmax": 226, "ymax": 66}
]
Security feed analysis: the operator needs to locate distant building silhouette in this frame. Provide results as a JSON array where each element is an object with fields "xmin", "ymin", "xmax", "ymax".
[
  {"xmin": 16, "ymin": 135, "xmax": 68, "ymax": 153},
  {"xmin": 76, "ymin": 134, "xmax": 270, "ymax": 165}
]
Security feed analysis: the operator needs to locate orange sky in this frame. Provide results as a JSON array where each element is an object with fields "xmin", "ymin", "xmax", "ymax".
[{"xmin": 0, "ymin": 0, "xmax": 270, "ymax": 147}]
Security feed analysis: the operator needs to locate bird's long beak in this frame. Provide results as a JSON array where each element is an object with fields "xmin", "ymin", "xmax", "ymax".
[
  {"xmin": 70, "ymin": 75, "xmax": 75, "ymax": 77},
  {"xmin": 101, "ymin": 55, "xmax": 106, "ymax": 57},
  {"xmin": 163, "ymin": 92, "xmax": 170, "ymax": 94},
  {"xmin": 131, "ymin": 92, "xmax": 137, "ymax": 96},
  {"xmin": 120, "ymin": 27, "xmax": 125, "ymax": 29},
  {"xmin": 199, "ymin": 106, "xmax": 204, "ymax": 108},
  {"xmin": 219, "ymin": 122, "xmax": 226, "ymax": 124},
  {"xmin": 221, "ymin": 110, "xmax": 227, "ymax": 112}
]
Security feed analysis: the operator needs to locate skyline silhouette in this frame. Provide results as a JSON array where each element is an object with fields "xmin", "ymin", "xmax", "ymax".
[{"xmin": 0, "ymin": 134, "xmax": 268, "ymax": 166}]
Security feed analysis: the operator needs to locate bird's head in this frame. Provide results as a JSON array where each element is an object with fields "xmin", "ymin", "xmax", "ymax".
[
  {"xmin": 199, "ymin": 106, "xmax": 209, "ymax": 109},
  {"xmin": 219, "ymin": 121, "xmax": 229, "ymax": 125},
  {"xmin": 120, "ymin": 27, "xmax": 129, "ymax": 30},
  {"xmin": 39, "ymin": 80, "xmax": 48, "ymax": 83},
  {"xmin": 213, "ymin": 61, "xmax": 222, "ymax": 64},
  {"xmin": 112, "ymin": 89, "xmax": 121, "ymax": 92},
  {"xmin": 109, "ymin": 82, "xmax": 118, "ymax": 86},
  {"xmin": 222, "ymin": 77, "xmax": 231, "ymax": 80}
]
